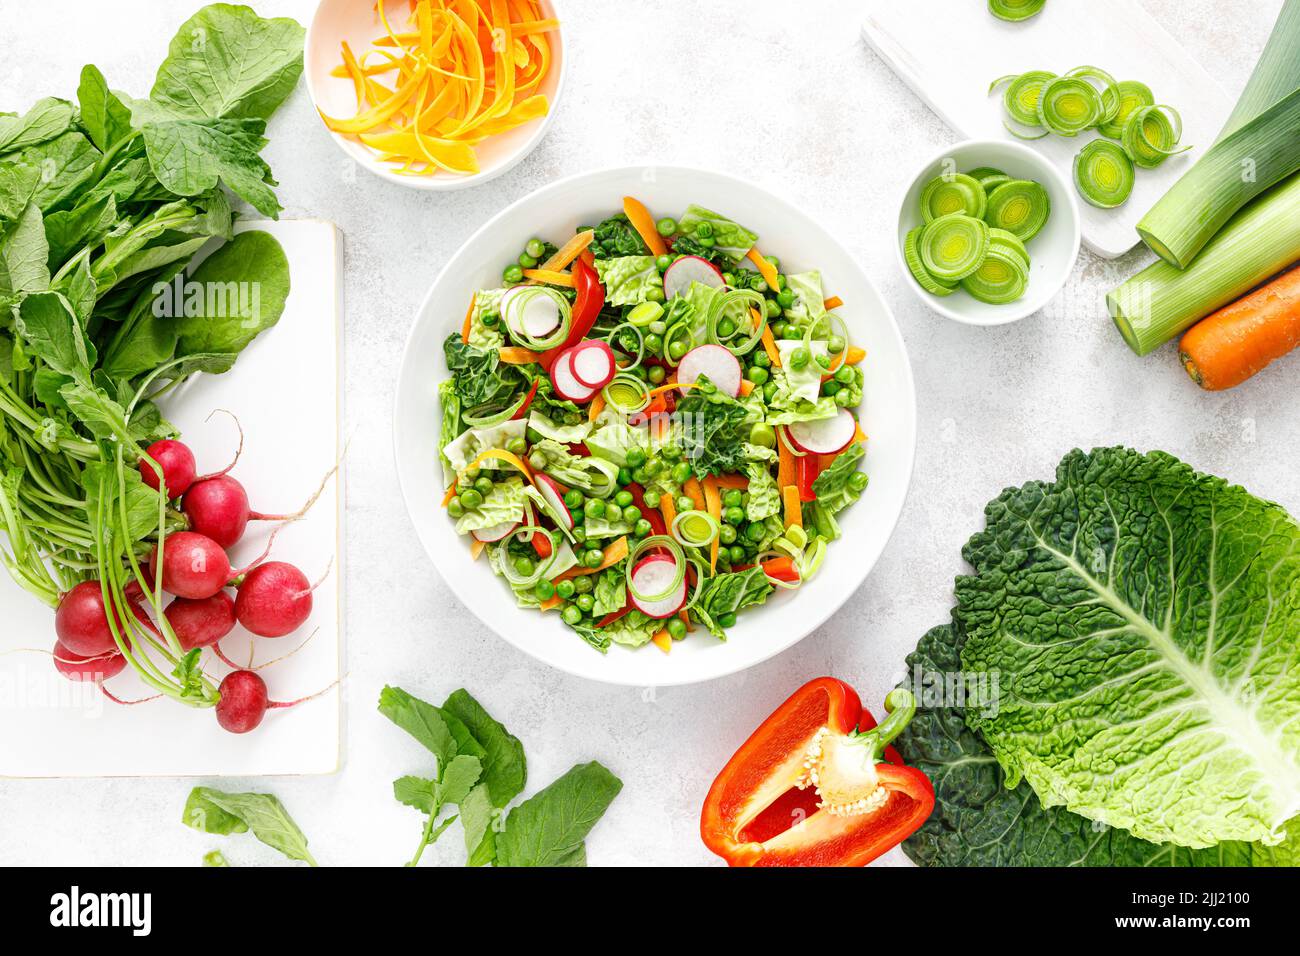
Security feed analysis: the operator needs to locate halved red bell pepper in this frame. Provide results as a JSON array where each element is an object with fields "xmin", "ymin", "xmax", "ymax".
[
  {"xmin": 700, "ymin": 677, "xmax": 933, "ymax": 867},
  {"xmin": 539, "ymin": 256, "xmax": 604, "ymax": 371}
]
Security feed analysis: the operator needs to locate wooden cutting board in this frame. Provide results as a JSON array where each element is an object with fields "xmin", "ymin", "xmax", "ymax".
[
  {"xmin": 0, "ymin": 220, "xmax": 344, "ymax": 778},
  {"xmin": 861, "ymin": 0, "xmax": 1232, "ymax": 258}
]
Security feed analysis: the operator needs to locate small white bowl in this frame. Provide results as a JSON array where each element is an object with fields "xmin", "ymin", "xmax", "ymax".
[
  {"xmin": 303, "ymin": 0, "xmax": 566, "ymax": 191},
  {"xmin": 895, "ymin": 139, "xmax": 1081, "ymax": 326}
]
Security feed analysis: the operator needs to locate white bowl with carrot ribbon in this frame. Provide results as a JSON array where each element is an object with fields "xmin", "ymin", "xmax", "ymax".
[{"xmin": 304, "ymin": 0, "xmax": 565, "ymax": 190}]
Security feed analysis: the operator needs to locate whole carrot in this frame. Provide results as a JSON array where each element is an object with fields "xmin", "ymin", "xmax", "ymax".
[{"xmin": 1179, "ymin": 266, "xmax": 1300, "ymax": 390}]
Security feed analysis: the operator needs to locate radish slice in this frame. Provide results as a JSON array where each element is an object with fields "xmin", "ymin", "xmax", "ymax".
[
  {"xmin": 663, "ymin": 256, "xmax": 724, "ymax": 300},
  {"xmin": 551, "ymin": 349, "xmax": 598, "ymax": 403},
  {"xmin": 534, "ymin": 474, "xmax": 573, "ymax": 530},
  {"xmin": 472, "ymin": 519, "xmax": 519, "ymax": 543},
  {"xmin": 570, "ymin": 340, "xmax": 616, "ymax": 389},
  {"xmin": 629, "ymin": 554, "xmax": 688, "ymax": 619},
  {"xmin": 676, "ymin": 344, "xmax": 742, "ymax": 397},
  {"xmin": 502, "ymin": 286, "xmax": 561, "ymax": 340},
  {"xmin": 787, "ymin": 408, "xmax": 858, "ymax": 455}
]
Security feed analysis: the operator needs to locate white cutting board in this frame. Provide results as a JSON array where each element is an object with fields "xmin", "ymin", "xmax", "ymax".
[
  {"xmin": 0, "ymin": 220, "xmax": 344, "ymax": 777},
  {"xmin": 862, "ymin": 0, "xmax": 1232, "ymax": 258}
]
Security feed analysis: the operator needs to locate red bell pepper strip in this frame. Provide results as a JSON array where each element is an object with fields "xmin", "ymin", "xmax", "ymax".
[
  {"xmin": 510, "ymin": 378, "xmax": 540, "ymax": 420},
  {"xmin": 596, "ymin": 605, "xmax": 631, "ymax": 629},
  {"xmin": 759, "ymin": 556, "xmax": 800, "ymax": 583},
  {"xmin": 540, "ymin": 257, "xmax": 604, "ymax": 371},
  {"xmin": 700, "ymin": 677, "xmax": 933, "ymax": 867},
  {"xmin": 625, "ymin": 482, "xmax": 667, "ymax": 537},
  {"xmin": 796, "ymin": 454, "xmax": 820, "ymax": 502}
]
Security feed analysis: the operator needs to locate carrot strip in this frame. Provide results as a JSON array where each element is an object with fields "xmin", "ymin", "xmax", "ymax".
[
  {"xmin": 747, "ymin": 248, "xmax": 780, "ymax": 292},
  {"xmin": 777, "ymin": 434, "xmax": 796, "ymax": 489},
  {"xmin": 738, "ymin": 379, "xmax": 755, "ymax": 397},
  {"xmin": 588, "ymin": 392, "xmax": 606, "ymax": 422},
  {"xmin": 537, "ymin": 230, "xmax": 594, "ymax": 273},
  {"xmin": 1179, "ymin": 266, "xmax": 1300, "ymax": 391},
  {"xmin": 702, "ymin": 476, "xmax": 722, "ymax": 571},
  {"xmin": 761, "ymin": 324, "xmax": 783, "ymax": 368},
  {"xmin": 782, "ymin": 486, "xmax": 802, "ymax": 530},
  {"xmin": 852, "ymin": 420, "xmax": 868, "ymax": 445},
  {"xmin": 846, "ymin": 345, "xmax": 866, "ymax": 364},
  {"xmin": 499, "ymin": 346, "xmax": 542, "ymax": 364},
  {"xmin": 441, "ymin": 485, "xmax": 458, "ymax": 507},
  {"xmin": 651, "ymin": 630, "xmax": 672, "ymax": 654},
  {"xmin": 539, "ymin": 593, "xmax": 562, "ymax": 612},
  {"xmin": 823, "ymin": 295, "xmax": 843, "ymax": 310},
  {"xmin": 682, "ymin": 477, "xmax": 706, "ymax": 511},
  {"xmin": 660, "ymin": 495, "xmax": 677, "ymax": 532},
  {"xmin": 521, "ymin": 268, "xmax": 575, "ymax": 287},
  {"xmin": 622, "ymin": 197, "xmax": 668, "ymax": 256},
  {"xmin": 678, "ymin": 608, "xmax": 693, "ymax": 633},
  {"xmin": 470, "ymin": 538, "xmax": 486, "ymax": 560},
  {"xmin": 714, "ymin": 474, "xmax": 749, "ymax": 491},
  {"xmin": 552, "ymin": 536, "xmax": 630, "ymax": 580},
  {"xmin": 461, "ymin": 292, "xmax": 476, "ymax": 344}
]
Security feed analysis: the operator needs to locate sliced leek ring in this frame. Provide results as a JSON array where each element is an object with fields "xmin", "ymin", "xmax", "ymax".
[
  {"xmin": 1099, "ymin": 79, "xmax": 1155, "ymax": 139},
  {"xmin": 919, "ymin": 214, "xmax": 990, "ymax": 282},
  {"xmin": 1065, "ymin": 64, "xmax": 1122, "ymax": 124},
  {"xmin": 988, "ymin": 0, "xmax": 1046, "ymax": 21},
  {"xmin": 988, "ymin": 227, "xmax": 1030, "ymax": 270},
  {"xmin": 961, "ymin": 247, "xmax": 1029, "ymax": 304},
  {"xmin": 1037, "ymin": 75, "xmax": 1103, "ymax": 135},
  {"xmin": 992, "ymin": 70, "xmax": 1056, "ymax": 127},
  {"xmin": 1074, "ymin": 139, "xmax": 1135, "ymax": 207},
  {"xmin": 903, "ymin": 226, "xmax": 958, "ymax": 297},
  {"xmin": 1122, "ymin": 104, "xmax": 1189, "ymax": 168},
  {"xmin": 920, "ymin": 172, "xmax": 988, "ymax": 222},
  {"xmin": 985, "ymin": 179, "xmax": 1051, "ymax": 241}
]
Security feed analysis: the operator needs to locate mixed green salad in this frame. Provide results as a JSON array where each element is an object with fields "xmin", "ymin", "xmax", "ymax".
[{"xmin": 437, "ymin": 197, "xmax": 870, "ymax": 653}]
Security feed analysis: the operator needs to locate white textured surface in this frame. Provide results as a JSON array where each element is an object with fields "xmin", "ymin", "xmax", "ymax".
[{"xmin": 0, "ymin": 0, "xmax": 1291, "ymax": 867}]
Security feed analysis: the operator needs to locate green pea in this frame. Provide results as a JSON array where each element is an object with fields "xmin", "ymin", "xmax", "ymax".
[
  {"xmin": 762, "ymin": 382, "xmax": 779, "ymax": 402},
  {"xmin": 718, "ymin": 611, "xmax": 738, "ymax": 628},
  {"xmin": 529, "ymin": 451, "xmax": 547, "ymax": 471},
  {"xmin": 631, "ymin": 467, "xmax": 649, "ymax": 484},
  {"xmin": 644, "ymin": 334, "xmax": 663, "ymax": 354},
  {"xmin": 605, "ymin": 503, "xmax": 623, "ymax": 523},
  {"xmin": 771, "ymin": 320, "xmax": 789, "ymax": 338},
  {"xmin": 746, "ymin": 521, "xmax": 767, "ymax": 542},
  {"xmin": 614, "ymin": 490, "xmax": 634, "ymax": 508},
  {"xmin": 815, "ymin": 353, "xmax": 832, "ymax": 370},
  {"xmin": 503, "ymin": 264, "xmax": 524, "ymax": 283},
  {"xmin": 644, "ymin": 458, "xmax": 663, "ymax": 477},
  {"xmin": 634, "ymin": 518, "xmax": 652, "ymax": 538},
  {"xmin": 562, "ymin": 605, "xmax": 582, "ymax": 625},
  {"xmin": 676, "ymin": 495, "xmax": 695, "ymax": 513},
  {"xmin": 835, "ymin": 366, "xmax": 855, "ymax": 384},
  {"xmin": 648, "ymin": 320, "xmax": 667, "ymax": 336},
  {"xmin": 572, "ymin": 526, "xmax": 587, "ymax": 543},
  {"xmin": 667, "ymin": 617, "xmax": 687, "ymax": 640},
  {"xmin": 576, "ymin": 592, "xmax": 595, "ymax": 612},
  {"xmin": 480, "ymin": 310, "xmax": 499, "ymax": 328},
  {"xmin": 447, "ymin": 498, "xmax": 465, "ymax": 519},
  {"xmin": 822, "ymin": 380, "xmax": 841, "ymax": 397},
  {"xmin": 719, "ymin": 524, "xmax": 737, "ymax": 545},
  {"xmin": 556, "ymin": 579, "xmax": 576, "ymax": 600},
  {"xmin": 630, "ymin": 365, "xmax": 649, "ymax": 380},
  {"xmin": 827, "ymin": 336, "xmax": 845, "ymax": 354},
  {"xmin": 518, "ymin": 252, "xmax": 538, "ymax": 269},
  {"xmin": 834, "ymin": 389, "xmax": 852, "ymax": 407},
  {"xmin": 626, "ymin": 448, "xmax": 647, "ymax": 468},
  {"xmin": 716, "ymin": 318, "xmax": 736, "ymax": 338},
  {"xmin": 790, "ymin": 347, "xmax": 810, "ymax": 370},
  {"xmin": 643, "ymin": 489, "xmax": 662, "ymax": 509},
  {"xmin": 570, "ymin": 509, "xmax": 585, "ymax": 527},
  {"xmin": 583, "ymin": 548, "xmax": 604, "ymax": 569},
  {"xmin": 513, "ymin": 555, "xmax": 535, "ymax": 576},
  {"xmin": 474, "ymin": 476, "xmax": 493, "ymax": 496},
  {"xmin": 564, "ymin": 488, "xmax": 584, "ymax": 509},
  {"xmin": 617, "ymin": 468, "xmax": 632, "ymax": 486},
  {"xmin": 506, "ymin": 436, "xmax": 527, "ymax": 456},
  {"xmin": 656, "ymin": 217, "xmax": 677, "ymax": 236},
  {"xmin": 776, "ymin": 288, "xmax": 795, "ymax": 309},
  {"xmin": 645, "ymin": 286, "xmax": 665, "ymax": 303},
  {"xmin": 573, "ymin": 575, "xmax": 594, "ymax": 594},
  {"xmin": 465, "ymin": 467, "xmax": 482, "ymax": 481},
  {"xmin": 751, "ymin": 349, "xmax": 771, "ymax": 368},
  {"xmin": 648, "ymin": 365, "xmax": 666, "ymax": 385},
  {"xmin": 622, "ymin": 505, "xmax": 642, "ymax": 524},
  {"xmin": 725, "ymin": 506, "xmax": 745, "ymax": 525},
  {"xmin": 723, "ymin": 489, "xmax": 744, "ymax": 509},
  {"xmin": 655, "ymin": 254, "xmax": 674, "ymax": 273},
  {"xmin": 747, "ymin": 366, "xmax": 769, "ymax": 386},
  {"xmin": 534, "ymin": 579, "xmax": 555, "ymax": 601},
  {"xmin": 584, "ymin": 498, "xmax": 606, "ymax": 519},
  {"xmin": 526, "ymin": 238, "xmax": 546, "ymax": 259},
  {"xmin": 749, "ymin": 423, "xmax": 776, "ymax": 448},
  {"xmin": 459, "ymin": 489, "xmax": 483, "ymax": 509},
  {"xmin": 727, "ymin": 547, "xmax": 745, "ymax": 566},
  {"xmin": 668, "ymin": 339, "xmax": 689, "ymax": 361},
  {"xmin": 661, "ymin": 443, "xmax": 682, "ymax": 461},
  {"xmin": 671, "ymin": 461, "xmax": 693, "ymax": 484},
  {"xmin": 764, "ymin": 298, "xmax": 781, "ymax": 319},
  {"xmin": 849, "ymin": 471, "xmax": 870, "ymax": 492}
]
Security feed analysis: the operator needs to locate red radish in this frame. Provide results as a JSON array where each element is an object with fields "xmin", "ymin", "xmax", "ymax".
[
  {"xmin": 628, "ymin": 553, "xmax": 687, "ymax": 619},
  {"xmin": 471, "ymin": 519, "xmax": 520, "ymax": 543},
  {"xmin": 663, "ymin": 256, "xmax": 724, "ymax": 300},
  {"xmin": 164, "ymin": 593, "xmax": 237, "ymax": 650},
  {"xmin": 54, "ymin": 581, "xmax": 122, "ymax": 657},
  {"xmin": 676, "ymin": 344, "xmax": 743, "ymax": 397},
  {"xmin": 787, "ymin": 408, "xmax": 858, "ymax": 455},
  {"xmin": 502, "ymin": 286, "xmax": 561, "ymax": 340},
  {"xmin": 150, "ymin": 531, "xmax": 232, "ymax": 600},
  {"xmin": 139, "ymin": 439, "xmax": 197, "ymax": 498},
  {"xmin": 183, "ymin": 466, "xmax": 334, "ymax": 549},
  {"xmin": 550, "ymin": 349, "xmax": 598, "ymax": 403},
  {"xmin": 52, "ymin": 642, "xmax": 126, "ymax": 682},
  {"xmin": 235, "ymin": 561, "xmax": 316, "ymax": 638},
  {"xmin": 533, "ymin": 474, "xmax": 573, "ymax": 530},
  {"xmin": 569, "ymin": 340, "xmax": 616, "ymax": 389},
  {"xmin": 216, "ymin": 670, "xmax": 270, "ymax": 733}
]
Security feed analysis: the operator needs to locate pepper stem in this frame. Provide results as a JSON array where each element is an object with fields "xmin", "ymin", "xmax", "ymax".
[{"xmin": 853, "ymin": 688, "xmax": 916, "ymax": 760}]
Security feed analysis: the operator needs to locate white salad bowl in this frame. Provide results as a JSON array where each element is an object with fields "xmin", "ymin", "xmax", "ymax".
[
  {"xmin": 303, "ymin": 0, "xmax": 566, "ymax": 191},
  {"xmin": 394, "ymin": 166, "xmax": 917, "ymax": 685},
  {"xmin": 895, "ymin": 139, "xmax": 1081, "ymax": 326}
]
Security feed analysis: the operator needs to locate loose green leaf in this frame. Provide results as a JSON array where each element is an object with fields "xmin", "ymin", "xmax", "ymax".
[
  {"xmin": 202, "ymin": 850, "xmax": 230, "ymax": 867},
  {"xmin": 173, "ymin": 230, "xmax": 290, "ymax": 355},
  {"xmin": 495, "ymin": 761, "xmax": 623, "ymax": 867},
  {"xmin": 379, "ymin": 685, "xmax": 457, "ymax": 767},
  {"xmin": 393, "ymin": 776, "xmax": 437, "ymax": 814},
  {"xmin": 441, "ymin": 689, "xmax": 527, "ymax": 806},
  {"xmin": 183, "ymin": 787, "xmax": 316, "ymax": 865},
  {"xmin": 142, "ymin": 117, "xmax": 280, "ymax": 217},
  {"xmin": 76, "ymin": 65, "xmax": 135, "ymax": 152},
  {"xmin": 182, "ymin": 788, "xmax": 248, "ymax": 836}
]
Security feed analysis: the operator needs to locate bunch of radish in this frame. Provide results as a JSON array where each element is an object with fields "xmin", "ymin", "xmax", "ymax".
[{"xmin": 50, "ymin": 431, "xmax": 332, "ymax": 734}]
